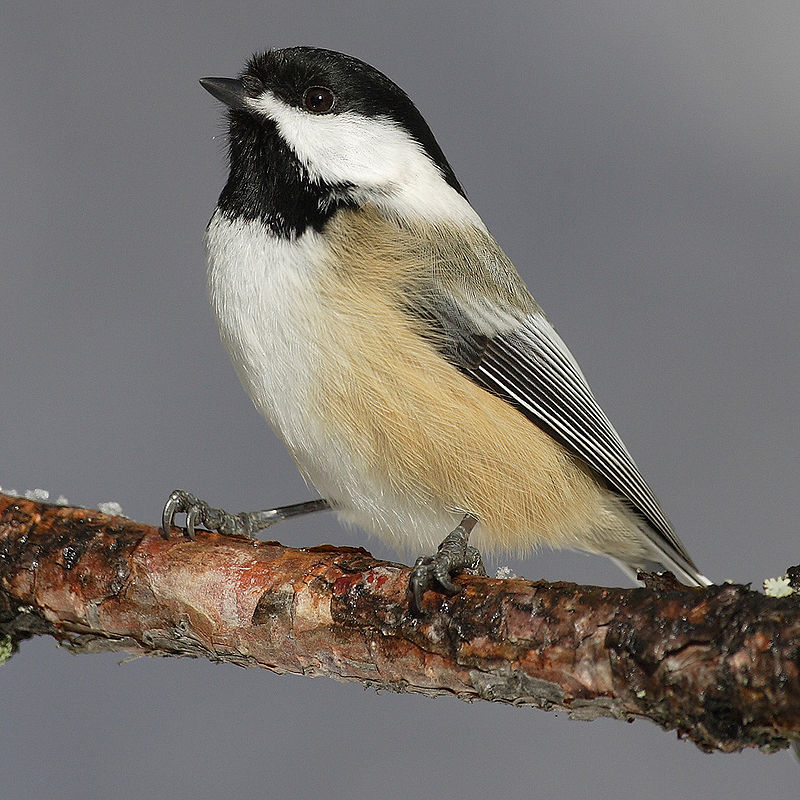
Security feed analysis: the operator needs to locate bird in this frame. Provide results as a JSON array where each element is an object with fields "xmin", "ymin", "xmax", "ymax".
[{"xmin": 162, "ymin": 46, "xmax": 711, "ymax": 610}]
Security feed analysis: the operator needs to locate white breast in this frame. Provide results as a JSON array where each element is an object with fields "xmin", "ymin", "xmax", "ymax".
[{"xmin": 205, "ymin": 211, "xmax": 330, "ymax": 456}]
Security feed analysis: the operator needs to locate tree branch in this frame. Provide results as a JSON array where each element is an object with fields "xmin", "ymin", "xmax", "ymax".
[{"xmin": 1, "ymin": 492, "xmax": 798, "ymax": 754}]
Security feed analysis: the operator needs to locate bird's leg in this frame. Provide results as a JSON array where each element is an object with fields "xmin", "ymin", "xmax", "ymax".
[
  {"xmin": 408, "ymin": 513, "xmax": 486, "ymax": 612},
  {"xmin": 161, "ymin": 489, "xmax": 330, "ymax": 540}
]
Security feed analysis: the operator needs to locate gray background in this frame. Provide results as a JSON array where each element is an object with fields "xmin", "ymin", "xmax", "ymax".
[{"xmin": 2, "ymin": 2, "xmax": 799, "ymax": 797}]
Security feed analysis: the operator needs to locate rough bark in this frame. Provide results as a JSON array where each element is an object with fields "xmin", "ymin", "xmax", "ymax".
[{"xmin": 1, "ymin": 492, "xmax": 798, "ymax": 754}]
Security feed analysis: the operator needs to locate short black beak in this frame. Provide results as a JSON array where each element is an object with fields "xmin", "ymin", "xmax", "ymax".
[{"xmin": 199, "ymin": 77, "xmax": 248, "ymax": 109}]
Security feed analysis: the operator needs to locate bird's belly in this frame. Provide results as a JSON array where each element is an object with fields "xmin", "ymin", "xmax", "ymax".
[{"xmin": 205, "ymin": 214, "xmax": 614, "ymax": 556}]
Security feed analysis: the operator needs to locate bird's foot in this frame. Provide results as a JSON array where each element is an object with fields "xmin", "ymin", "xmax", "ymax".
[
  {"xmin": 409, "ymin": 513, "xmax": 485, "ymax": 612},
  {"xmin": 161, "ymin": 489, "xmax": 256, "ymax": 540},
  {"xmin": 160, "ymin": 491, "xmax": 331, "ymax": 540}
]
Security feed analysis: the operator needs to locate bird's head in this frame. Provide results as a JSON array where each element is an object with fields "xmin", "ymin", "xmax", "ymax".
[{"xmin": 201, "ymin": 47, "xmax": 479, "ymax": 236}]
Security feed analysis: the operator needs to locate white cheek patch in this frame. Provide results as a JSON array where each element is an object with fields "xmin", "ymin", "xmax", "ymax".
[
  {"xmin": 248, "ymin": 90, "xmax": 485, "ymax": 229},
  {"xmin": 251, "ymin": 91, "xmax": 419, "ymax": 186}
]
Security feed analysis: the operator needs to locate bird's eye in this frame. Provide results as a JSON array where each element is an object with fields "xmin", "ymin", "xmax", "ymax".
[{"xmin": 303, "ymin": 86, "xmax": 335, "ymax": 114}]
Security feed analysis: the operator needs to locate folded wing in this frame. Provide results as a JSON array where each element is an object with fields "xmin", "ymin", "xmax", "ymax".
[{"xmin": 407, "ymin": 287, "xmax": 703, "ymax": 582}]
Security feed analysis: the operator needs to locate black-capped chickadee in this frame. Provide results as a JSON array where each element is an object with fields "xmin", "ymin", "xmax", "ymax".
[{"xmin": 162, "ymin": 46, "xmax": 711, "ymax": 609}]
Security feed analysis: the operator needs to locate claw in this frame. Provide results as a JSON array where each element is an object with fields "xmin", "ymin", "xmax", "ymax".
[
  {"xmin": 432, "ymin": 564, "xmax": 461, "ymax": 596},
  {"xmin": 160, "ymin": 490, "xmax": 184, "ymax": 539},
  {"xmin": 412, "ymin": 581, "xmax": 424, "ymax": 613},
  {"xmin": 410, "ymin": 556, "xmax": 430, "ymax": 612},
  {"xmin": 185, "ymin": 504, "xmax": 201, "ymax": 541},
  {"xmin": 160, "ymin": 489, "xmax": 205, "ymax": 540}
]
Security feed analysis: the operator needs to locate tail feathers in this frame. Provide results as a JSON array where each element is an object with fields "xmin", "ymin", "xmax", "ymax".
[
  {"xmin": 690, "ymin": 571, "xmax": 713, "ymax": 587},
  {"xmin": 671, "ymin": 564, "xmax": 713, "ymax": 587}
]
